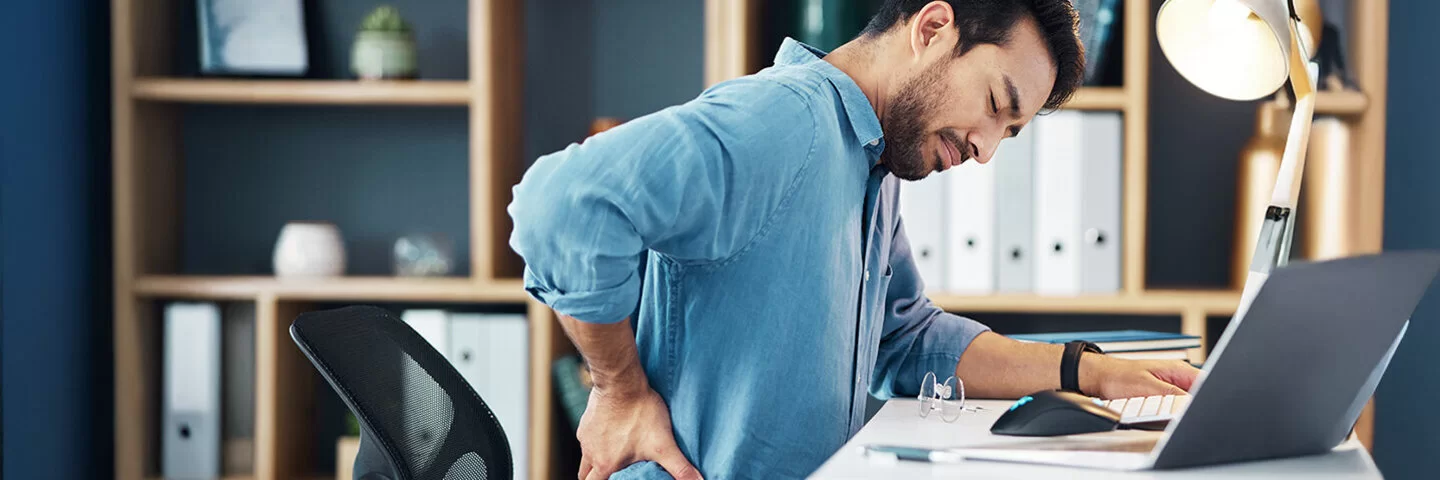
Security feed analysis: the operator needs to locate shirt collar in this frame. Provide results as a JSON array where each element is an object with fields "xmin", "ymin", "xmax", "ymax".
[{"xmin": 773, "ymin": 38, "xmax": 885, "ymax": 155}]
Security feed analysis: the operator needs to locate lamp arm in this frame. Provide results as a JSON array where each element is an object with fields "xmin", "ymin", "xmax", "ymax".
[
  {"xmin": 1270, "ymin": 20, "xmax": 1320, "ymax": 210},
  {"xmin": 1231, "ymin": 24, "xmax": 1321, "ymax": 326}
]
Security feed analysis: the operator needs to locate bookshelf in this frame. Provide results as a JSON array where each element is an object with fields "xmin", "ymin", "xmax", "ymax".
[
  {"xmin": 111, "ymin": 0, "xmax": 538, "ymax": 479},
  {"xmin": 112, "ymin": 2, "xmax": 1389, "ymax": 480}
]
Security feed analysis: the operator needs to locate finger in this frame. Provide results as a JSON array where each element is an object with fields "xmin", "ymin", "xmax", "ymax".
[
  {"xmin": 1147, "ymin": 376, "xmax": 1189, "ymax": 396},
  {"xmin": 585, "ymin": 466, "xmax": 611, "ymax": 480},
  {"xmin": 654, "ymin": 443, "xmax": 703, "ymax": 480},
  {"xmin": 588, "ymin": 460, "xmax": 625, "ymax": 480},
  {"xmin": 578, "ymin": 456, "xmax": 592, "ymax": 480},
  {"xmin": 1152, "ymin": 362, "xmax": 1200, "ymax": 391}
]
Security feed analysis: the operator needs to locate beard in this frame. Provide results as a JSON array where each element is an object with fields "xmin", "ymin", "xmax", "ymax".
[{"xmin": 879, "ymin": 61, "xmax": 957, "ymax": 181}]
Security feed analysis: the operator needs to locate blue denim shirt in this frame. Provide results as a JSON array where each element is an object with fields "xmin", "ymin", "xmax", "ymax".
[{"xmin": 508, "ymin": 39, "xmax": 991, "ymax": 479}]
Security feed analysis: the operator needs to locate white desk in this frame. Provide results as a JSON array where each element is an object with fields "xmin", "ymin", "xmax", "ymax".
[{"xmin": 809, "ymin": 399, "xmax": 1381, "ymax": 479}]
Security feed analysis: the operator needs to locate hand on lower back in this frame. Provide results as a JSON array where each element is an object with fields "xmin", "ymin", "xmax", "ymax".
[{"xmin": 577, "ymin": 385, "xmax": 702, "ymax": 480}]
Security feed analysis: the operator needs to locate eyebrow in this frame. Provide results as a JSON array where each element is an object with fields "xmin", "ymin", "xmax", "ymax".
[
  {"xmin": 1004, "ymin": 75, "xmax": 1021, "ymax": 119},
  {"xmin": 1004, "ymin": 75, "xmax": 1024, "ymax": 137}
]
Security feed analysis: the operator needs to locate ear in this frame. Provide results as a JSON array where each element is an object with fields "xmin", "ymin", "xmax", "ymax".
[{"xmin": 908, "ymin": 1, "xmax": 957, "ymax": 61}]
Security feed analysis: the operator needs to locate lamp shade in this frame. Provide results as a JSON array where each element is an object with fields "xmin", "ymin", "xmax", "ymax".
[{"xmin": 1156, "ymin": 0, "xmax": 1294, "ymax": 100}]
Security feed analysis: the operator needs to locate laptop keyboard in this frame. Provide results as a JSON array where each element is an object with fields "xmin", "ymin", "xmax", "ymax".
[{"xmin": 1098, "ymin": 394, "xmax": 1191, "ymax": 424}]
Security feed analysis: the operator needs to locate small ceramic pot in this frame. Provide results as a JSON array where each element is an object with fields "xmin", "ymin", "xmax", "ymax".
[
  {"xmin": 351, "ymin": 31, "xmax": 418, "ymax": 80},
  {"xmin": 273, "ymin": 222, "xmax": 346, "ymax": 278}
]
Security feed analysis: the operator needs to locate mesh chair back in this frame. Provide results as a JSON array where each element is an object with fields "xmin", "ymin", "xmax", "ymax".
[{"xmin": 290, "ymin": 305, "xmax": 513, "ymax": 480}]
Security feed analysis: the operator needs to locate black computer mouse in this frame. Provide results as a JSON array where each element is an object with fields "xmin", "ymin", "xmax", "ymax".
[{"xmin": 990, "ymin": 390, "xmax": 1121, "ymax": 436}]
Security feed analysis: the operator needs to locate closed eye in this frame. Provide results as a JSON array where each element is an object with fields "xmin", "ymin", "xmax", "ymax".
[{"xmin": 990, "ymin": 92, "xmax": 999, "ymax": 115}]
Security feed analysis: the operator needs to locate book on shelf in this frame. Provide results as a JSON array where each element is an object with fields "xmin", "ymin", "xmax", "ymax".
[
  {"xmin": 402, "ymin": 309, "xmax": 530, "ymax": 480},
  {"xmin": 1008, "ymin": 330, "xmax": 1201, "ymax": 352},
  {"xmin": 163, "ymin": 302, "xmax": 222, "ymax": 478},
  {"xmin": 1033, "ymin": 110, "xmax": 1123, "ymax": 295},
  {"xmin": 1107, "ymin": 349, "xmax": 1192, "ymax": 361},
  {"xmin": 899, "ymin": 111, "xmax": 1122, "ymax": 295}
]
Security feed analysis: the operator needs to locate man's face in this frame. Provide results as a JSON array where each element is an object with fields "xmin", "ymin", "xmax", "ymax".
[{"xmin": 881, "ymin": 14, "xmax": 1057, "ymax": 181}]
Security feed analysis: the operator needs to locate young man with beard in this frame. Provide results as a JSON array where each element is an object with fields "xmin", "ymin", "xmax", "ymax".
[{"xmin": 509, "ymin": 1, "xmax": 1199, "ymax": 478}]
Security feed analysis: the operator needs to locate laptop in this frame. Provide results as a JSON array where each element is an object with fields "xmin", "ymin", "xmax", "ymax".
[{"xmin": 956, "ymin": 251, "xmax": 1440, "ymax": 470}]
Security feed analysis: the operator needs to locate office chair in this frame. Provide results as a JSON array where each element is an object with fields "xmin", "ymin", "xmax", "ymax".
[{"xmin": 290, "ymin": 305, "xmax": 513, "ymax": 480}]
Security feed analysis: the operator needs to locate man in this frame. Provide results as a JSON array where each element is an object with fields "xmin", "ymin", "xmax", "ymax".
[{"xmin": 509, "ymin": 1, "xmax": 1198, "ymax": 478}]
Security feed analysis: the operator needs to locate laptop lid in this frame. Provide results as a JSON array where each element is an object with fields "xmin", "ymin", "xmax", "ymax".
[{"xmin": 1151, "ymin": 251, "xmax": 1440, "ymax": 469}]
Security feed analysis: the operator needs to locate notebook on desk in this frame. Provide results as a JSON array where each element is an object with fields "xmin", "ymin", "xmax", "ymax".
[{"xmin": 956, "ymin": 252, "xmax": 1440, "ymax": 470}]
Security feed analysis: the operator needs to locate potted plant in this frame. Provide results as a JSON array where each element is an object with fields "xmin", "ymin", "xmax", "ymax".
[
  {"xmin": 335, "ymin": 413, "xmax": 361, "ymax": 480},
  {"xmin": 351, "ymin": 5, "xmax": 418, "ymax": 80}
]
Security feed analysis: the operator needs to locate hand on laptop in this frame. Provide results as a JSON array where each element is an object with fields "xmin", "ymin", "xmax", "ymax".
[{"xmin": 1081, "ymin": 354, "xmax": 1198, "ymax": 399}]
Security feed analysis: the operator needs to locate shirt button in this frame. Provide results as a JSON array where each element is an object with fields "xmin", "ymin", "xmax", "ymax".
[
  {"xmin": 868, "ymin": 139, "xmax": 879, "ymax": 146},
  {"xmin": 864, "ymin": 271, "xmax": 871, "ymax": 282}
]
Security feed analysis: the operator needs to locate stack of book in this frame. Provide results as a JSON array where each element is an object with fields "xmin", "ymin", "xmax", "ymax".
[{"xmin": 1008, "ymin": 330, "xmax": 1202, "ymax": 362}]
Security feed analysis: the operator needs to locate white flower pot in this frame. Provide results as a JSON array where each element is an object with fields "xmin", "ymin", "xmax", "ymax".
[
  {"xmin": 273, "ymin": 222, "xmax": 346, "ymax": 278},
  {"xmin": 351, "ymin": 31, "xmax": 418, "ymax": 80}
]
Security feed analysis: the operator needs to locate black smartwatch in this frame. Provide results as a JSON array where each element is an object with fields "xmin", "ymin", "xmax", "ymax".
[{"xmin": 1061, "ymin": 340, "xmax": 1104, "ymax": 395}]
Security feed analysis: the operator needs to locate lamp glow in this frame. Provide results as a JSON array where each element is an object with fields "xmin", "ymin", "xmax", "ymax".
[
  {"xmin": 1208, "ymin": 0, "xmax": 1255, "ymax": 27},
  {"xmin": 1157, "ymin": 0, "xmax": 1291, "ymax": 100}
]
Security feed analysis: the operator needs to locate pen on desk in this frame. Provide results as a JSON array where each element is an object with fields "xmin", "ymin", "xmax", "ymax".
[{"xmin": 863, "ymin": 445, "xmax": 965, "ymax": 464}]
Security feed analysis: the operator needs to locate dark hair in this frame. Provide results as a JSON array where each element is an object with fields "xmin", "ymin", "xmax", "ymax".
[{"xmin": 861, "ymin": 0, "xmax": 1084, "ymax": 110}]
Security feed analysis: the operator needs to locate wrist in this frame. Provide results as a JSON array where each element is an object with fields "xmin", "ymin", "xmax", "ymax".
[
  {"xmin": 589, "ymin": 359, "xmax": 650, "ymax": 400},
  {"xmin": 1079, "ymin": 352, "xmax": 1110, "ymax": 397}
]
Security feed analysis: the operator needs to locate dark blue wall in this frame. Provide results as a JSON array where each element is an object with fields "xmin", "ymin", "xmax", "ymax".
[
  {"xmin": 181, "ymin": 106, "xmax": 473, "ymax": 276},
  {"xmin": 0, "ymin": 0, "xmax": 113, "ymax": 478},
  {"xmin": 592, "ymin": 0, "xmax": 704, "ymax": 120},
  {"xmin": 1374, "ymin": 2, "xmax": 1440, "ymax": 478}
]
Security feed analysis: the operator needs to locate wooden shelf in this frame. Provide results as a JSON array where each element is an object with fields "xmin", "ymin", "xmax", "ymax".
[
  {"xmin": 1062, "ymin": 87, "xmax": 1128, "ymax": 111},
  {"xmin": 132, "ymin": 275, "xmax": 527, "ymax": 302},
  {"xmin": 1061, "ymin": 89, "xmax": 1366, "ymax": 115},
  {"xmin": 928, "ymin": 289, "xmax": 1240, "ymax": 315},
  {"xmin": 131, "ymin": 78, "xmax": 471, "ymax": 106},
  {"xmin": 1315, "ymin": 90, "xmax": 1369, "ymax": 115}
]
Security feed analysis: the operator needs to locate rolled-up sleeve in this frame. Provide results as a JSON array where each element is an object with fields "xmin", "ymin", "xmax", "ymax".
[
  {"xmin": 870, "ymin": 217, "xmax": 992, "ymax": 399},
  {"xmin": 508, "ymin": 78, "xmax": 816, "ymax": 324}
]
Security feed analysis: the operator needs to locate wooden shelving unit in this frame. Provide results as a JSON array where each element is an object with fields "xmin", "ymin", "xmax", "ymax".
[
  {"xmin": 111, "ymin": 1, "xmax": 540, "ymax": 479},
  {"xmin": 113, "ymin": 1, "xmax": 1389, "ymax": 479},
  {"xmin": 131, "ymin": 78, "xmax": 472, "ymax": 105}
]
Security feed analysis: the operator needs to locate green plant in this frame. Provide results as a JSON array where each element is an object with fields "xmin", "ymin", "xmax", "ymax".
[
  {"xmin": 360, "ymin": 5, "xmax": 411, "ymax": 33},
  {"xmin": 344, "ymin": 412, "xmax": 361, "ymax": 437}
]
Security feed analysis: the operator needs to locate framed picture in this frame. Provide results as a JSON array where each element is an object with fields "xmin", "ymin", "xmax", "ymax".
[{"xmin": 197, "ymin": 0, "xmax": 309, "ymax": 76}]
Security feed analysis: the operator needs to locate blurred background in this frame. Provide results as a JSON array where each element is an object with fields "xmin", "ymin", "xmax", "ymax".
[{"xmin": 3, "ymin": 0, "xmax": 1439, "ymax": 478}]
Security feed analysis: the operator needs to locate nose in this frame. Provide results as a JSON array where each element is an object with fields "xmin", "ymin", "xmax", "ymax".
[{"xmin": 967, "ymin": 128, "xmax": 1002, "ymax": 164}]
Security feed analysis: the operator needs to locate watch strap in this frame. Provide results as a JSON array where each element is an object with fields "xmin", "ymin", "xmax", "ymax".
[{"xmin": 1062, "ymin": 340, "xmax": 1103, "ymax": 394}]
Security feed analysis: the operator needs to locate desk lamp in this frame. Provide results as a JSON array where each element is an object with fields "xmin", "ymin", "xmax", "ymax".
[{"xmin": 1156, "ymin": 0, "xmax": 1319, "ymax": 315}]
